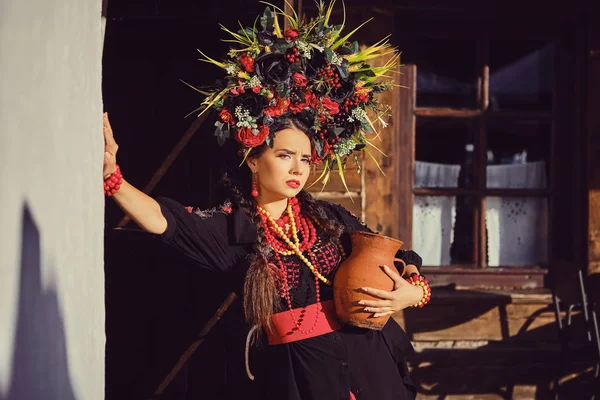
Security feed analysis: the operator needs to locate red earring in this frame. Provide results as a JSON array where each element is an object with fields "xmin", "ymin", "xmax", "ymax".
[{"xmin": 252, "ymin": 173, "xmax": 259, "ymax": 197}]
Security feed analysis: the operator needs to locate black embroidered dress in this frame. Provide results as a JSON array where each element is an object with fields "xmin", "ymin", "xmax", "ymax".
[{"xmin": 156, "ymin": 197, "xmax": 422, "ymax": 400}]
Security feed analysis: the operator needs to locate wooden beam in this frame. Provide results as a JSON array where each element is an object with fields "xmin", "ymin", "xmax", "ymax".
[
  {"xmin": 394, "ymin": 64, "xmax": 416, "ymax": 246},
  {"xmin": 283, "ymin": 0, "xmax": 303, "ymax": 29},
  {"xmin": 422, "ymin": 266, "xmax": 547, "ymax": 289},
  {"xmin": 588, "ymin": 25, "xmax": 600, "ymax": 275},
  {"xmin": 413, "ymin": 188, "xmax": 552, "ymax": 197},
  {"xmin": 415, "ymin": 108, "xmax": 481, "ymax": 118},
  {"xmin": 116, "ymin": 112, "xmax": 210, "ymax": 228},
  {"xmin": 363, "ymin": 48, "xmax": 399, "ymax": 237}
]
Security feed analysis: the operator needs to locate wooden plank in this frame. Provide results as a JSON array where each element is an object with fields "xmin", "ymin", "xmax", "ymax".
[
  {"xmin": 589, "ymin": 24, "xmax": 600, "ymax": 277},
  {"xmin": 481, "ymin": 65, "xmax": 489, "ymax": 111},
  {"xmin": 395, "ymin": 288, "xmax": 566, "ymax": 341},
  {"xmin": 485, "ymin": 111, "xmax": 554, "ymax": 120},
  {"xmin": 396, "ymin": 65, "xmax": 416, "ymax": 247},
  {"xmin": 413, "ymin": 188, "xmax": 551, "ymax": 197},
  {"xmin": 474, "ymin": 117, "xmax": 485, "ymax": 267},
  {"xmin": 415, "ymin": 107, "xmax": 481, "ymax": 118},
  {"xmin": 476, "ymin": 40, "xmax": 489, "ymax": 267},
  {"xmin": 307, "ymin": 156, "xmax": 362, "ymax": 193},
  {"xmin": 283, "ymin": 0, "xmax": 296, "ymax": 30},
  {"xmin": 591, "ymin": 191, "xmax": 600, "ymax": 264},
  {"xmin": 421, "ymin": 267, "xmax": 548, "ymax": 276},
  {"xmin": 421, "ymin": 266, "xmax": 547, "ymax": 288},
  {"xmin": 362, "ymin": 24, "xmax": 402, "ymax": 238},
  {"xmin": 402, "ymin": 304, "xmax": 560, "ymax": 341},
  {"xmin": 312, "ymin": 193, "xmax": 362, "ymax": 220},
  {"xmin": 424, "ymin": 272, "xmax": 545, "ymax": 289}
]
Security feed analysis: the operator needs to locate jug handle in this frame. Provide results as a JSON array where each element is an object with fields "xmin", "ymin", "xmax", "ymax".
[{"xmin": 393, "ymin": 258, "xmax": 407, "ymax": 277}]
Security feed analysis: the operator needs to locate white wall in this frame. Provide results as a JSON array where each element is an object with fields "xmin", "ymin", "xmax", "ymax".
[{"xmin": 0, "ymin": 0, "xmax": 105, "ymax": 399}]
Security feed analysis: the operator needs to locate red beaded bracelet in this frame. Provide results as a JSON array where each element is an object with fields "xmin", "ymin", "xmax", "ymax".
[
  {"xmin": 104, "ymin": 165, "xmax": 123, "ymax": 196},
  {"xmin": 406, "ymin": 273, "xmax": 431, "ymax": 308}
]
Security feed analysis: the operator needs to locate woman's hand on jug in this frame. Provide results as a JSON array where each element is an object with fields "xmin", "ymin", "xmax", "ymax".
[{"xmin": 359, "ymin": 265, "xmax": 423, "ymax": 317}]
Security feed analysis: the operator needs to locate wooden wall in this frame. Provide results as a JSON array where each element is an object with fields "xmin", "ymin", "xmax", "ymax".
[
  {"xmin": 588, "ymin": 20, "xmax": 600, "ymax": 277},
  {"xmin": 307, "ymin": 9, "xmax": 405, "ymax": 241}
]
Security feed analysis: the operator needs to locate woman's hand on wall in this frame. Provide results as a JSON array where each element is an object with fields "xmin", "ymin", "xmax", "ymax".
[
  {"xmin": 101, "ymin": 112, "xmax": 167, "ymax": 234},
  {"xmin": 103, "ymin": 112, "xmax": 118, "ymax": 179}
]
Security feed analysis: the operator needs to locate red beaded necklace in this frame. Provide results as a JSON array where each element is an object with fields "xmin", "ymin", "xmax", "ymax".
[{"xmin": 257, "ymin": 198, "xmax": 346, "ymax": 334}]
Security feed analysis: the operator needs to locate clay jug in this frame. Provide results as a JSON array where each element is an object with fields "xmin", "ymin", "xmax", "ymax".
[{"xmin": 333, "ymin": 231, "xmax": 406, "ymax": 330}]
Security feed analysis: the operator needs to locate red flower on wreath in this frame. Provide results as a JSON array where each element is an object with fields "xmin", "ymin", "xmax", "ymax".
[
  {"xmin": 219, "ymin": 108, "xmax": 234, "ymax": 123},
  {"xmin": 289, "ymin": 90, "xmax": 317, "ymax": 114},
  {"xmin": 293, "ymin": 72, "xmax": 308, "ymax": 87},
  {"xmin": 322, "ymin": 140, "xmax": 331, "ymax": 156},
  {"xmin": 311, "ymin": 147, "xmax": 322, "ymax": 164},
  {"xmin": 234, "ymin": 125, "xmax": 270, "ymax": 148},
  {"xmin": 310, "ymin": 140, "xmax": 331, "ymax": 164},
  {"xmin": 319, "ymin": 97, "xmax": 340, "ymax": 121},
  {"xmin": 284, "ymin": 28, "xmax": 299, "ymax": 41},
  {"xmin": 239, "ymin": 52, "xmax": 255, "ymax": 73},
  {"xmin": 264, "ymin": 93, "xmax": 290, "ymax": 117}
]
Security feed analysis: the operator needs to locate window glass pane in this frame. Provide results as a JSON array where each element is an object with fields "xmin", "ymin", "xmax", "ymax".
[
  {"xmin": 489, "ymin": 41, "xmax": 553, "ymax": 111},
  {"xmin": 413, "ymin": 196, "xmax": 475, "ymax": 266},
  {"xmin": 416, "ymin": 117, "xmax": 476, "ymax": 188},
  {"xmin": 416, "ymin": 39, "xmax": 478, "ymax": 108},
  {"xmin": 486, "ymin": 119, "xmax": 550, "ymax": 189},
  {"xmin": 486, "ymin": 196, "xmax": 549, "ymax": 266}
]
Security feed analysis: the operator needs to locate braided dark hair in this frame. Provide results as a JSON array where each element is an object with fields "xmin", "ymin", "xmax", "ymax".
[{"xmin": 218, "ymin": 116, "xmax": 343, "ymax": 337}]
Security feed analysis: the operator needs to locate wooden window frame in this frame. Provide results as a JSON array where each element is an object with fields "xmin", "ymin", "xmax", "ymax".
[{"xmin": 397, "ymin": 34, "xmax": 571, "ymax": 287}]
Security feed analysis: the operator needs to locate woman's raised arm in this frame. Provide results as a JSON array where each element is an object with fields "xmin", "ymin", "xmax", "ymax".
[{"xmin": 103, "ymin": 113, "xmax": 167, "ymax": 235}]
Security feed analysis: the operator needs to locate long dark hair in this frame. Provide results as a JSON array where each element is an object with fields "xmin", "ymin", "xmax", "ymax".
[{"xmin": 218, "ymin": 116, "xmax": 343, "ymax": 335}]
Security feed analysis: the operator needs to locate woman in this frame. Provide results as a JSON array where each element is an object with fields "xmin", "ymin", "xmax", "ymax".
[{"xmin": 103, "ymin": 3, "xmax": 430, "ymax": 399}]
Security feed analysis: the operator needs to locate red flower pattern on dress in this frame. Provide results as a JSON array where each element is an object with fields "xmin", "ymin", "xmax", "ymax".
[{"xmin": 269, "ymin": 238, "xmax": 341, "ymax": 295}]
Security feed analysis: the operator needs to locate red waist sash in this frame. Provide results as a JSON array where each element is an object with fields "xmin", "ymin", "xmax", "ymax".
[{"xmin": 267, "ymin": 300, "xmax": 342, "ymax": 345}]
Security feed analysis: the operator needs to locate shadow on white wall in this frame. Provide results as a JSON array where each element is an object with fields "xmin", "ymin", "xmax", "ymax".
[{"xmin": 4, "ymin": 204, "xmax": 77, "ymax": 400}]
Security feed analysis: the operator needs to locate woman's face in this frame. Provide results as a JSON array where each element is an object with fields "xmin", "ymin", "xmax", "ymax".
[{"xmin": 247, "ymin": 126, "xmax": 312, "ymax": 202}]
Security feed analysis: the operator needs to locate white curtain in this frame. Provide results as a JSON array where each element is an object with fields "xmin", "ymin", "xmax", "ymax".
[
  {"xmin": 412, "ymin": 161, "xmax": 461, "ymax": 266},
  {"xmin": 486, "ymin": 161, "xmax": 548, "ymax": 266}
]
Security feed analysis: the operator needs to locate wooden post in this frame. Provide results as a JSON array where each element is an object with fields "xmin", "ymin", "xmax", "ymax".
[
  {"xmin": 394, "ymin": 64, "xmax": 416, "ymax": 247},
  {"xmin": 283, "ymin": 0, "xmax": 302, "ymax": 29},
  {"xmin": 360, "ymin": 11, "xmax": 406, "ymax": 241},
  {"xmin": 588, "ymin": 21, "xmax": 600, "ymax": 276}
]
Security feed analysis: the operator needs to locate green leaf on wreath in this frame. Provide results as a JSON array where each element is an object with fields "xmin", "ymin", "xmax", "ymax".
[
  {"xmin": 276, "ymin": 83, "xmax": 290, "ymax": 98},
  {"xmin": 315, "ymin": 138, "xmax": 325, "ymax": 158},
  {"xmin": 260, "ymin": 7, "xmax": 274, "ymax": 31}
]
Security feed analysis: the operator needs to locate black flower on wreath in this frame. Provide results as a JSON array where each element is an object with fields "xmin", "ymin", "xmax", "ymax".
[
  {"xmin": 329, "ymin": 77, "xmax": 354, "ymax": 102},
  {"xmin": 228, "ymin": 91, "xmax": 269, "ymax": 118},
  {"xmin": 289, "ymin": 88, "xmax": 306, "ymax": 104},
  {"xmin": 338, "ymin": 123, "xmax": 357, "ymax": 139},
  {"xmin": 295, "ymin": 107, "xmax": 317, "ymax": 130},
  {"xmin": 254, "ymin": 52, "xmax": 291, "ymax": 86},
  {"xmin": 305, "ymin": 50, "xmax": 326, "ymax": 79},
  {"xmin": 258, "ymin": 30, "xmax": 275, "ymax": 46}
]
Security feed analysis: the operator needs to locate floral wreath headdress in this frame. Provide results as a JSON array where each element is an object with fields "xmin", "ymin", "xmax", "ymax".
[{"xmin": 187, "ymin": 0, "xmax": 400, "ymax": 190}]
